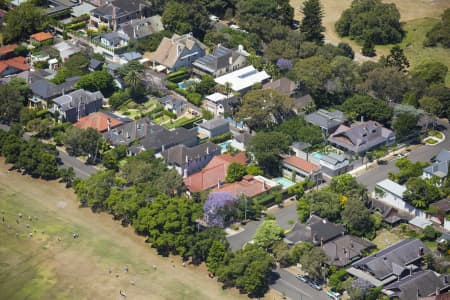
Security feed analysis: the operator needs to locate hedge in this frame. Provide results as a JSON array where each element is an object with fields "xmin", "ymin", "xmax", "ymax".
[
  {"xmin": 66, "ymin": 21, "xmax": 86, "ymax": 31},
  {"xmin": 167, "ymin": 69, "xmax": 190, "ymax": 83},
  {"xmin": 163, "ymin": 109, "xmax": 177, "ymax": 119},
  {"xmin": 210, "ymin": 132, "xmax": 232, "ymax": 144},
  {"xmin": 167, "ymin": 81, "xmax": 178, "ymax": 90},
  {"xmin": 187, "ymin": 92, "xmax": 202, "ymax": 106}
]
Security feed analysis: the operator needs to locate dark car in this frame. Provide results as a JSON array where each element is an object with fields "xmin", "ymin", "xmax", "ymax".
[{"xmin": 308, "ymin": 280, "xmax": 322, "ymax": 290}]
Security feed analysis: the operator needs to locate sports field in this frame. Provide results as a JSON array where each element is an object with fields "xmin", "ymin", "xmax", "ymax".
[{"xmin": 0, "ymin": 158, "xmax": 250, "ymax": 300}]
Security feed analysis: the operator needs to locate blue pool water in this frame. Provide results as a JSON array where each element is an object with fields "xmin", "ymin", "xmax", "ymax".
[
  {"xmin": 177, "ymin": 82, "xmax": 186, "ymax": 89},
  {"xmin": 312, "ymin": 152, "xmax": 324, "ymax": 159},
  {"xmin": 274, "ymin": 177, "xmax": 295, "ymax": 189},
  {"xmin": 219, "ymin": 141, "xmax": 232, "ymax": 153}
]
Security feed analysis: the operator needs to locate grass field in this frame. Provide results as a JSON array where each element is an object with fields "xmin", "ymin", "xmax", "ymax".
[
  {"xmin": 290, "ymin": 0, "xmax": 450, "ymax": 85},
  {"xmin": 0, "ymin": 158, "xmax": 251, "ymax": 300}
]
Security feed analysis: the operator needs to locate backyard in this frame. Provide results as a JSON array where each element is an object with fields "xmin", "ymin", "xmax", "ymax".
[{"xmin": 0, "ymin": 158, "xmax": 248, "ymax": 300}]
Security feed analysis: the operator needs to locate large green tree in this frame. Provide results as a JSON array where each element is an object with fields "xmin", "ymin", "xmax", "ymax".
[
  {"xmin": 411, "ymin": 61, "xmax": 448, "ymax": 86},
  {"xmin": 253, "ymin": 220, "xmax": 284, "ymax": 250},
  {"xmin": 0, "ymin": 83, "xmax": 25, "ymax": 124},
  {"xmin": 300, "ymin": 0, "xmax": 324, "ymax": 44},
  {"xmin": 274, "ymin": 116, "xmax": 324, "ymax": 146},
  {"xmin": 300, "ymin": 247, "xmax": 328, "ymax": 280},
  {"xmin": 342, "ymin": 197, "xmax": 373, "ymax": 237},
  {"xmin": 3, "ymin": 2, "xmax": 47, "ymax": 42},
  {"xmin": 340, "ymin": 94, "xmax": 393, "ymax": 124},
  {"xmin": 424, "ymin": 8, "xmax": 450, "ymax": 48}
]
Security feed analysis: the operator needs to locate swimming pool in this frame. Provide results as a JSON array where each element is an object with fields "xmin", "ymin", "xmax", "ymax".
[
  {"xmin": 177, "ymin": 82, "xmax": 186, "ymax": 89},
  {"xmin": 219, "ymin": 141, "xmax": 232, "ymax": 153},
  {"xmin": 312, "ymin": 152, "xmax": 325, "ymax": 159},
  {"xmin": 274, "ymin": 177, "xmax": 295, "ymax": 189}
]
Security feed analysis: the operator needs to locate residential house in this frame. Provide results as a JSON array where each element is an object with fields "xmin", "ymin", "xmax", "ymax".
[
  {"xmin": 305, "ymin": 109, "xmax": 346, "ymax": 136},
  {"xmin": 150, "ymin": 33, "xmax": 207, "ymax": 72},
  {"xmin": 89, "ymin": 0, "xmax": 149, "ymax": 31},
  {"xmin": 284, "ymin": 215, "xmax": 346, "ymax": 246},
  {"xmin": 74, "ymin": 111, "xmax": 123, "ymax": 133},
  {"xmin": 98, "ymin": 31, "xmax": 129, "ymax": 49},
  {"xmin": 371, "ymin": 198, "xmax": 412, "ymax": 226},
  {"xmin": 384, "ymin": 270, "xmax": 449, "ymax": 300},
  {"xmin": 348, "ymin": 238, "xmax": 430, "ymax": 287},
  {"xmin": 104, "ymin": 117, "xmax": 165, "ymax": 146},
  {"xmin": 53, "ymin": 41, "xmax": 80, "ymax": 62},
  {"xmin": 317, "ymin": 153, "xmax": 351, "ymax": 177},
  {"xmin": 30, "ymin": 32, "xmax": 53, "ymax": 44},
  {"xmin": 119, "ymin": 51, "xmax": 142, "ymax": 64},
  {"xmin": 183, "ymin": 152, "xmax": 248, "ymax": 192},
  {"xmin": 203, "ymin": 92, "xmax": 239, "ymax": 117},
  {"xmin": 30, "ymin": 76, "xmax": 79, "ymax": 108},
  {"xmin": 373, "ymin": 179, "xmax": 427, "ymax": 218},
  {"xmin": 230, "ymin": 132, "xmax": 253, "ymax": 151},
  {"xmin": 322, "ymin": 235, "xmax": 375, "ymax": 267},
  {"xmin": 0, "ymin": 56, "xmax": 29, "ymax": 77},
  {"xmin": 160, "ymin": 142, "xmax": 221, "ymax": 177},
  {"xmin": 328, "ymin": 120, "xmax": 396, "ymax": 154},
  {"xmin": 431, "ymin": 199, "xmax": 450, "ymax": 231},
  {"xmin": 419, "ymin": 292, "xmax": 450, "ymax": 300},
  {"xmin": 158, "ymin": 94, "xmax": 187, "ymax": 116},
  {"xmin": 213, "ymin": 175, "xmax": 279, "ymax": 198},
  {"xmin": 0, "ymin": 44, "xmax": 18, "ymax": 60},
  {"xmin": 422, "ymin": 150, "xmax": 450, "ymax": 183},
  {"xmin": 197, "ymin": 118, "xmax": 230, "ymax": 139},
  {"xmin": 117, "ymin": 15, "xmax": 164, "ymax": 40},
  {"xmin": 71, "ymin": 2, "xmax": 96, "ymax": 18},
  {"xmin": 89, "ymin": 58, "xmax": 104, "ymax": 71},
  {"xmin": 51, "ymin": 89, "xmax": 104, "ymax": 123},
  {"xmin": 214, "ymin": 65, "xmax": 270, "ymax": 94},
  {"xmin": 192, "ymin": 44, "xmax": 249, "ymax": 78},
  {"xmin": 282, "ymin": 156, "xmax": 322, "ymax": 183}
]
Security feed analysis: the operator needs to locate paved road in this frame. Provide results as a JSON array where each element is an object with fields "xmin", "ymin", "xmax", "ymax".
[
  {"xmin": 270, "ymin": 268, "xmax": 330, "ymax": 300},
  {"xmin": 0, "ymin": 124, "xmax": 97, "ymax": 179}
]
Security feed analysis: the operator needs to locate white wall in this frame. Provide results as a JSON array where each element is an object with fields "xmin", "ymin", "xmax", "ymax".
[{"xmin": 372, "ymin": 189, "xmax": 427, "ymax": 218}]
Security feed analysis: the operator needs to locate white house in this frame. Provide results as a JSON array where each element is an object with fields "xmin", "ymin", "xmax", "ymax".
[
  {"xmin": 214, "ymin": 65, "xmax": 270, "ymax": 94},
  {"xmin": 373, "ymin": 179, "xmax": 426, "ymax": 218}
]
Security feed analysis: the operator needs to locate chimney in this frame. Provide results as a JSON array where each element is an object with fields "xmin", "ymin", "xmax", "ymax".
[
  {"xmin": 320, "ymin": 237, "xmax": 323, "ymax": 247},
  {"xmin": 183, "ymin": 168, "xmax": 187, "ymax": 178},
  {"xmin": 238, "ymin": 44, "xmax": 244, "ymax": 52},
  {"xmin": 444, "ymin": 275, "xmax": 448, "ymax": 284},
  {"xmin": 206, "ymin": 146, "xmax": 209, "ymax": 155},
  {"xmin": 312, "ymin": 233, "xmax": 318, "ymax": 244},
  {"xmin": 107, "ymin": 117, "xmax": 111, "ymax": 131},
  {"xmin": 162, "ymin": 144, "xmax": 165, "ymax": 152},
  {"xmin": 262, "ymin": 180, "xmax": 266, "ymax": 191},
  {"xmin": 419, "ymin": 247, "xmax": 424, "ymax": 256},
  {"xmin": 361, "ymin": 115, "xmax": 364, "ymax": 123},
  {"xmin": 112, "ymin": 5, "xmax": 117, "ymax": 31}
]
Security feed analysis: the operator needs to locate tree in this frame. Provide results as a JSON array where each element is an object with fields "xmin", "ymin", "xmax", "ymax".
[
  {"xmin": 300, "ymin": 0, "xmax": 324, "ymax": 44},
  {"xmin": 424, "ymin": 8, "xmax": 450, "ymax": 48},
  {"xmin": 237, "ymin": 89, "xmax": 293, "ymax": 130},
  {"xmin": 364, "ymin": 67, "xmax": 410, "ymax": 102},
  {"xmin": 0, "ymin": 83, "xmax": 24, "ymax": 124},
  {"xmin": 296, "ymin": 197, "xmax": 310, "ymax": 222},
  {"xmin": 226, "ymin": 162, "xmax": 247, "ymax": 183},
  {"xmin": 108, "ymin": 90, "xmax": 130, "ymax": 110},
  {"xmin": 300, "ymin": 247, "xmax": 327, "ymax": 280},
  {"xmin": 203, "ymin": 192, "xmax": 237, "ymax": 228},
  {"xmin": 342, "ymin": 197, "xmax": 373, "ymax": 237},
  {"xmin": 392, "ymin": 112, "xmax": 419, "ymax": 141},
  {"xmin": 404, "ymin": 177, "xmax": 441, "ymax": 209},
  {"xmin": 419, "ymin": 96, "xmax": 442, "ymax": 129},
  {"xmin": 207, "ymin": 240, "xmax": 227, "ymax": 275},
  {"xmin": 411, "ymin": 61, "xmax": 448, "ymax": 86},
  {"xmin": 59, "ymin": 167, "xmax": 76, "ymax": 187},
  {"xmin": 52, "ymin": 53, "xmax": 90, "ymax": 84},
  {"xmin": 63, "ymin": 127, "xmax": 103, "ymax": 159},
  {"xmin": 340, "ymin": 94, "xmax": 393, "ymax": 124},
  {"xmin": 290, "ymin": 55, "xmax": 332, "ymax": 94},
  {"xmin": 247, "ymin": 131, "xmax": 290, "ymax": 176},
  {"xmin": 246, "ymin": 164, "xmax": 263, "ymax": 176},
  {"xmin": 76, "ymin": 70, "xmax": 115, "ymax": 95},
  {"xmin": 384, "ymin": 46, "xmax": 409, "ymax": 72},
  {"xmin": 196, "ymin": 75, "xmax": 216, "ymax": 95},
  {"xmin": 388, "ymin": 158, "xmax": 428, "ymax": 184},
  {"xmin": 361, "ymin": 40, "xmax": 376, "ymax": 57},
  {"xmin": 3, "ymin": 2, "xmax": 47, "ymax": 42},
  {"xmin": 274, "ymin": 116, "xmax": 324, "ymax": 146},
  {"xmin": 304, "ymin": 190, "xmax": 341, "ymax": 222},
  {"xmin": 162, "ymin": 0, "xmax": 211, "ymax": 38},
  {"xmin": 337, "ymin": 42, "xmax": 355, "ymax": 59},
  {"xmin": 124, "ymin": 69, "xmax": 143, "ymax": 90},
  {"xmin": 422, "ymin": 225, "xmax": 439, "ymax": 241},
  {"xmin": 253, "ymin": 220, "xmax": 284, "ymax": 249}
]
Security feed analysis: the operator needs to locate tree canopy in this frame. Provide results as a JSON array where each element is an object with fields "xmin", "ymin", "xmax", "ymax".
[
  {"xmin": 424, "ymin": 8, "xmax": 450, "ymax": 48},
  {"xmin": 3, "ymin": 2, "xmax": 47, "ymax": 42},
  {"xmin": 340, "ymin": 94, "xmax": 393, "ymax": 125},
  {"xmin": 300, "ymin": 0, "xmax": 324, "ymax": 44},
  {"xmin": 253, "ymin": 220, "xmax": 284, "ymax": 249}
]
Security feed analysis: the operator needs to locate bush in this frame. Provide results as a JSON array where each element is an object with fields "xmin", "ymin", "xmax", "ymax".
[
  {"xmin": 166, "ymin": 81, "xmax": 178, "ymax": 90},
  {"xmin": 210, "ymin": 132, "xmax": 232, "ymax": 144},
  {"xmin": 163, "ymin": 109, "xmax": 177, "ymax": 119},
  {"xmin": 422, "ymin": 225, "xmax": 439, "ymax": 241},
  {"xmin": 186, "ymin": 92, "xmax": 202, "ymax": 106},
  {"xmin": 166, "ymin": 69, "xmax": 190, "ymax": 83},
  {"xmin": 65, "ymin": 21, "xmax": 86, "ymax": 31}
]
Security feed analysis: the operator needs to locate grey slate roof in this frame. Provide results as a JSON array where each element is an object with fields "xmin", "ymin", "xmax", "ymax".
[
  {"xmin": 193, "ymin": 45, "xmax": 242, "ymax": 73},
  {"xmin": 120, "ymin": 51, "xmax": 142, "ymax": 62},
  {"xmin": 103, "ymin": 117, "xmax": 165, "ymax": 146},
  {"xmin": 31, "ymin": 76, "xmax": 80, "ymax": 100},
  {"xmin": 284, "ymin": 215, "xmax": 346, "ymax": 245},
  {"xmin": 234, "ymin": 132, "xmax": 252, "ymax": 144},
  {"xmin": 424, "ymin": 150, "xmax": 450, "ymax": 178},
  {"xmin": 320, "ymin": 153, "xmax": 347, "ymax": 166},
  {"xmin": 92, "ymin": 0, "xmax": 147, "ymax": 20},
  {"xmin": 262, "ymin": 77, "xmax": 297, "ymax": 95},
  {"xmin": 89, "ymin": 59, "xmax": 103, "ymax": 71},
  {"xmin": 158, "ymin": 94, "xmax": 185, "ymax": 109},
  {"xmin": 305, "ymin": 109, "xmax": 346, "ymax": 130},
  {"xmin": 118, "ymin": 15, "xmax": 164, "ymax": 40},
  {"xmin": 160, "ymin": 142, "xmax": 220, "ymax": 166},
  {"xmin": 135, "ymin": 127, "xmax": 198, "ymax": 153},
  {"xmin": 198, "ymin": 118, "xmax": 229, "ymax": 131},
  {"xmin": 100, "ymin": 31, "xmax": 129, "ymax": 46},
  {"xmin": 323, "ymin": 235, "xmax": 375, "ymax": 267},
  {"xmin": 52, "ymin": 89, "xmax": 103, "ymax": 111},
  {"xmin": 384, "ymin": 270, "xmax": 449, "ymax": 300},
  {"xmin": 352, "ymin": 239, "xmax": 430, "ymax": 281}
]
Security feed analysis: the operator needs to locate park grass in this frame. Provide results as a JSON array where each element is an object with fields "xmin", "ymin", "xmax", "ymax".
[{"xmin": 0, "ymin": 159, "xmax": 248, "ymax": 300}]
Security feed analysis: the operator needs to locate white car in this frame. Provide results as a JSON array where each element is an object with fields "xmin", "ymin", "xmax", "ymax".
[
  {"xmin": 209, "ymin": 15, "xmax": 219, "ymax": 22},
  {"xmin": 230, "ymin": 24, "xmax": 240, "ymax": 30}
]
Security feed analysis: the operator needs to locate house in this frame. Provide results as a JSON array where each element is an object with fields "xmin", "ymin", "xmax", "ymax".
[
  {"xmin": 89, "ymin": 58, "xmax": 104, "ymax": 71},
  {"xmin": 282, "ymin": 156, "xmax": 322, "ymax": 183},
  {"xmin": 213, "ymin": 175, "xmax": 279, "ymax": 198},
  {"xmin": 431, "ymin": 199, "xmax": 450, "ymax": 231},
  {"xmin": 183, "ymin": 152, "xmax": 248, "ymax": 192},
  {"xmin": 117, "ymin": 15, "xmax": 164, "ymax": 40},
  {"xmin": 71, "ymin": 2, "xmax": 96, "ymax": 18},
  {"xmin": 419, "ymin": 292, "xmax": 450, "ymax": 300},
  {"xmin": 328, "ymin": 120, "xmax": 396, "ymax": 154},
  {"xmin": 322, "ymin": 235, "xmax": 375, "ymax": 267},
  {"xmin": 214, "ymin": 65, "xmax": 270, "ymax": 94},
  {"xmin": 150, "ymin": 33, "xmax": 207, "ymax": 72},
  {"xmin": 30, "ymin": 32, "xmax": 53, "ymax": 44},
  {"xmin": 104, "ymin": 118, "xmax": 165, "ymax": 146},
  {"xmin": 0, "ymin": 44, "xmax": 18, "ymax": 60},
  {"xmin": 317, "ymin": 153, "xmax": 350, "ymax": 177},
  {"xmin": 197, "ymin": 118, "xmax": 229, "ymax": 139},
  {"xmin": 292, "ymin": 94, "xmax": 314, "ymax": 115},
  {"xmin": 203, "ymin": 92, "xmax": 239, "ymax": 117},
  {"xmin": 371, "ymin": 198, "xmax": 412, "ymax": 226},
  {"xmin": 384, "ymin": 270, "xmax": 449, "ymax": 300},
  {"xmin": 74, "ymin": 111, "xmax": 123, "ymax": 133},
  {"xmin": 98, "ymin": 31, "xmax": 129, "ymax": 49},
  {"xmin": 192, "ymin": 44, "xmax": 248, "ymax": 78},
  {"xmin": 158, "ymin": 94, "xmax": 187, "ymax": 116},
  {"xmin": 423, "ymin": 150, "xmax": 450, "ymax": 182},
  {"xmin": 305, "ymin": 109, "xmax": 346, "ymax": 136},
  {"xmin": 373, "ymin": 179, "xmax": 427, "ymax": 218},
  {"xmin": 284, "ymin": 215, "xmax": 346, "ymax": 246},
  {"xmin": 348, "ymin": 239, "xmax": 430, "ymax": 287},
  {"xmin": 30, "ymin": 76, "xmax": 79, "ymax": 108},
  {"xmin": 53, "ymin": 41, "xmax": 80, "ymax": 62},
  {"xmin": 130, "ymin": 127, "xmax": 198, "ymax": 154},
  {"xmin": 160, "ymin": 142, "xmax": 221, "ymax": 177},
  {"xmin": 230, "ymin": 132, "xmax": 253, "ymax": 151},
  {"xmin": 119, "ymin": 51, "xmax": 142, "ymax": 64},
  {"xmin": 0, "ymin": 56, "xmax": 29, "ymax": 77},
  {"xmin": 89, "ymin": 0, "xmax": 149, "ymax": 31},
  {"xmin": 51, "ymin": 89, "xmax": 104, "ymax": 123}
]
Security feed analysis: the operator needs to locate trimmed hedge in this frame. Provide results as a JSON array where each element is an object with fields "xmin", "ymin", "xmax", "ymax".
[
  {"xmin": 163, "ymin": 109, "xmax": 177, "ymax": 119},
  {"xmin": 210, "ymin": 132, "xmax": 232, "ymax": 144},
  {"xmin": 187, "ymin": 92, "xmax": 202, "ymax": 106},
  {"xmin": 66, "ymin": 21, "xmax": 86, "ymax": 31}
]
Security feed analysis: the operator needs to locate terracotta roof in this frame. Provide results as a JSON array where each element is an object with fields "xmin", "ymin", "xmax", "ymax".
[
  {"xmin": 213, "ymin": 175, "xmax": 270, "ymax": 198},
  {"xmin": 283, "ymin": 156, "xmax": 320, "ymax": 174},
  {"xmin": 0, "ymin": 56, "xmax": 29, "ymax": 73},
  {"xmin": 0, "ymin": 44, "xmax": 18, "ymax": 56},
  {"xmin": 74, "ymin": 112, "xmax": 122, "ymax": 132},
  {"xmin": 184, "ymin": 152, "xmax": 248, "ymax": 192},
  {"xmin": 30, "ymin": 32, "xmax": 53, "ymax": 42}
]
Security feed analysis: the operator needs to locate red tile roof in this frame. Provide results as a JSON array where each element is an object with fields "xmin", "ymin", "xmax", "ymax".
[
  {"xmin": 0, "ymin": 44, "xmax": 18, "ymax": 56},
  {"xmin": 213, "ymin": 175, "xmax": 271, "ymax": 198},
  {"xmin": 184, "ymin": 152, "xmax": 248, "ymax": 192},
  {"xmin": 30, "ymin": 32, "xmax": 53, "ymax": 42},
  {"xmin": 283, "ymin": 156, "xmax": 320, "ymax": 174},
  {"xmin": 74, "ymin": 112, "xmax": 122, "ymax": 133},
  {"xmin": 0, "ymin": 56, "xmax": 29, "ymax": 74}
]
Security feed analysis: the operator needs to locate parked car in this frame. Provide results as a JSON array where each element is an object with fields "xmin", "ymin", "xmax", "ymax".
[
  {"xmin": 308, "ymin": 280, "xmax": 322, "ymax": 290},
  {"xmin": 295, "ymin": 274, "xmax": 309, "ymax": 283},
  {"xmin": 377, "ymin": 159, "xmax": 388, "ymax": 165},
  {"xmin": 209, "ymin": 15, "xmax": 219, "ymax": 22},
  {"xmin": 327, "ymin": 290, "xmax": 341, "ymax": 300}
]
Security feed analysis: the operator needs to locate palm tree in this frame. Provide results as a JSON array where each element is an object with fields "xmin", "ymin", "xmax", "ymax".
[{"xmin": 124, "ymin": 70, "xmax": 142, "ymax": 89}]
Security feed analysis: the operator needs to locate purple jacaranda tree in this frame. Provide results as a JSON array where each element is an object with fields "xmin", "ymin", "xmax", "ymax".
[
  {"xmin": 203, "ymin": 192, "xmax": 237, "ymax": 228},
  {"xmin": 276, "ymin": 58, "xmax": 293, "ymax": 71}
]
